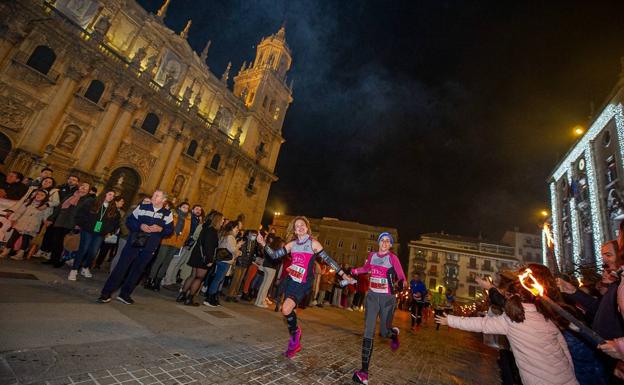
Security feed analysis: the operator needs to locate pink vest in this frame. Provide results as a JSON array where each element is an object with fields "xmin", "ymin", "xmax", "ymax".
[{"xmin": 287, "ymin": 236, "xmax": 315, "ymax": 284}]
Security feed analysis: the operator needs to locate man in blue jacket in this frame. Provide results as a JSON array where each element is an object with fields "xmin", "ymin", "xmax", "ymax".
[
  {"xmin": 409, "ymin": 273, "xmax": 428, "ymax": 330},
  {"xmin": 97, "ymin": 190, "xmax": 173, "ymax": 304}
]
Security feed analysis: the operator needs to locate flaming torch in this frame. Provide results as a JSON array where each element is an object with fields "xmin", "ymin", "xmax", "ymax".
[{"xmin": 518, "ymin": 268, "xmax": 605, "ymax": 346}]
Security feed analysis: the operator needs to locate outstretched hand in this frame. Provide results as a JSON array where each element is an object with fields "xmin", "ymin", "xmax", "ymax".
[
  {"xmin": 434, "ymin": 314, "xmax": 448, "ymax": 326},
  {"xmin": 556, "ymin": 278, "xmax": 577, "ymax": 294}
]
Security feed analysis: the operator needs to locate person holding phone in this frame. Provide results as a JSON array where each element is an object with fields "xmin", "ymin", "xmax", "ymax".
[
  {"xmin": 256, "ymin": 216, "xmax": 350, "ymax": 359},
  {"xmin": 350, "ymin": 232, "xmax": 406, "ymax": 385}
]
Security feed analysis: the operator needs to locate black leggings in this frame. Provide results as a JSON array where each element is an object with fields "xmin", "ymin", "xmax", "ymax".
[
  {"xmin": 410, "ymin": 300, "xmax": 424, "ymax": 326},
  {"xmin": 7, "ymin": 231, "xmax": 32, "ymax": 251}
]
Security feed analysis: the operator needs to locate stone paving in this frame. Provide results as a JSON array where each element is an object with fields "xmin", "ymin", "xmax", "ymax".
[{"xmin": 0, "ymin": 259, "xmax": 500, "ymax": 385}]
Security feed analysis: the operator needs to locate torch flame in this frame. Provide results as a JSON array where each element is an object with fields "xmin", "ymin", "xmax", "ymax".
[
  {"xmin": 542, "ymin": 223, "xmax": 554, "ymax": 248},
  {"xmin": 577, "ymin": 277, "xmax": 583, "ymax": 287},
  {"xmin": 518, "ymin": 268, "xmax": 544, "ymax": 297}
]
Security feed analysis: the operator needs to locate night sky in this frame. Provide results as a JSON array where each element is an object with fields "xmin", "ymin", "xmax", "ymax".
[{"xmin": 138, "ymin": 0, "xmax": 624, "ymax": 253}]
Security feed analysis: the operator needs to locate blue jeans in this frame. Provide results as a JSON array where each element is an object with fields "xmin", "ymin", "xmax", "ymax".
[
  {"xmin": 208, "ymin": 261, "xmax": 230, "ymax": 295},
  {"xmin": 72, "ymin": 231, "xmax": 103, "ymax": 270}
]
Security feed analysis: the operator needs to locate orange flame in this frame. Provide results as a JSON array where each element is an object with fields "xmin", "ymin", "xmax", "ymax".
[
  {"xmin": 577, "ymin": 277, "xmax": 583, "ymax": 287},
  {"xmin": 518, "ymin": 268, "xmax": 544, "ymax": 297},
  {"xmin": 543, "ymin": 223, "xmax": 554, "ymax": 248}
]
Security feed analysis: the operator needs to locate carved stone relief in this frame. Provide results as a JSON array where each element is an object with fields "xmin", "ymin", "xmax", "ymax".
[
  {"xmin": 116, "ymin": 142, "xmax": 156, "ymax": 180},
  {"xmin": 0, "ymin": 94, "xmax": 34, "ymax": 132},
  {"xmin": 56, "ymin": 124, "xmax": 82, "ymax": 153}
]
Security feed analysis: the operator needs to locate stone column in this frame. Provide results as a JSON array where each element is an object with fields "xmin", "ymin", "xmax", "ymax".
[
  {"xmin": 185, "ymin": 141, "xmax": 213, "ymax": 202},
  {"xmin": 21, "ymin": 68, "xmax": 82, "ymax": 153},
  {"xmin": 144, "ymin": 130, "xmax": 177, "ymax": 192},
  {"xmin": 76, "ymin": 92, "xmax": 124, "ymax": 171},
  {"xmin": 93, "ymin": 101, "xmax": 138, "ymax": 174},
  {"xmin": 159, "ymin": 135, "xmax": 186, "ymax": 191}
]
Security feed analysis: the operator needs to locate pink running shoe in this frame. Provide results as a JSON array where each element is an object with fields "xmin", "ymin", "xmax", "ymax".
[
  {"xmin": 284, "ymin": 327, "xmax": 302, "ymax": 358},
  {"xmin": 352, "ymin": 370, "xmax": 369, "ymax": 384},
  {"xmin": 390, "ymin": 327, "xmax": 400, "ymax": 351}
]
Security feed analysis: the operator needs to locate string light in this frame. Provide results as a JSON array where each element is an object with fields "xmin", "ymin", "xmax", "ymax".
[
  {"xmin": 550, "ymin": 182, "xmax": 561, "ymax": 268},
  {"xmin": 567, "ymin": 172, "xmax": 581, "ymax": 267},
  {"xmin": 551, "ymin": 103, "xmax": 622, "ymax": 271}
]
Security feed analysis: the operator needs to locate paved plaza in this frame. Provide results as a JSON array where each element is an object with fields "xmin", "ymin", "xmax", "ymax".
[{"xmin": 0, "ymin": 260, "xmax": 500, "ymax": 385}]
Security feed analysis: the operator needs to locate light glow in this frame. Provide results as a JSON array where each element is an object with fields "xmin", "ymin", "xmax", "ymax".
[{"xmin": 518, "ymin": 268, "xmax": 544, "ymax": 297}]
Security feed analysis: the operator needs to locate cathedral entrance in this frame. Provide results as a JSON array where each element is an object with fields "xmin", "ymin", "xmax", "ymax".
[
  {"xmin": 106, "ymin": 167, "xmax": 141, "ymax": 207},
  {"xmin": 0, "ymin": 133, "xmax": 11, "ymax": 165}
]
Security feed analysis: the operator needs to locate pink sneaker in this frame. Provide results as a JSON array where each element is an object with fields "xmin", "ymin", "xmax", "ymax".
[
  {"xmin": 390, "ymin": 327, "xmax": 400, "ymax": 351},
  {"xmin": 352, "ymin": 370, "xmax": 369, "ymax": 384},
  {"xmin": 284, "ymin": 327, "xmax": 302, "ymax": 358}
]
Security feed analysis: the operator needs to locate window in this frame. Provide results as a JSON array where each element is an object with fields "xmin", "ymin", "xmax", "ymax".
[
  {"xmin": 467, "ymin": 272, "xmax": 476, "ymax": 283},
  {"xmin": 269, "ymin": 99, "xmax": 276, "ymax": 113},
  {"xmin": 210, "ymin": 153, "xmax": 221, "ymax": 170},
  {"xmin": 469, "ymin": 257, "xmax": 477, "ymax": 269},
  {"xmin": 247, "ymin": 176, "xmax": 255, "ymax": 190},
  {"xmin": 262, "ymin": 96, "xmax": 268, "ymax": 108},
  {"xmin": 366, "ymin": 245, "xmax": 372, "ymax": 252},
  {"xmin": 429, "ymin": 278, "xmax": 436, "ymax": 288},
  {"xmin": 84, "ymin": 80, "xmax": 105, "ymax": 103},
  {"xmin": 430, "ymin": 265, "xmax": 437, "ymax": 273},
  {"xmin": 482, "ymin": 259, "xmax": 492, "ymax": 271},
  {"xmin": 186, "ymin": 140, "xmax": 198, "ymax": 157},
  {"xmin": 258, "ymin": 142, "xmax": 265, "ymax": 152},
  {"xmin": 351, "ymin": 242, "xmax": 357, "ymax": 250},
  {"xmin": 469, "ymin": 286, "xmax": 476, "ymax": 297},
  {"xmin": 338, "ymin": 240, "xmax": 344, "ymax": 248},
  {"xmin": 140, "ymin": 113, "xmax": 160, "ymax": 135},
  {"xmin": 370, "ymin": 233, "xmax": 375, "ymax": 240},
  {"xmin": 325, "ymin": 239, "xmax": 331, "ymax": 246},
  {"xmin": 26, "ymin": 45, "xmax": 56, "ymax": 75}
]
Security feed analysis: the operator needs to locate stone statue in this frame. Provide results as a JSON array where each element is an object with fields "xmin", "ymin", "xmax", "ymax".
[
  {"xmin": 182, "ymin": 84, "xmax": 193, "ymax": 103},
  {"xmin": 131, "ymin": 47, "xmax": 147, "ymax": 68},
  {"xmin": 144, "ymin": 54, "xmax": 158, "ymax": 76},
  {"xmin": 91, "ymin": 16, "xmax": 111, "ymax": 44},
  {"xmin": 163, "ymin": 74, "xmax": 176, "ymax": 94},
  {"xmin": 192, "ymin": 92, "xmax": 202, "ymax": 108},
  {"xmin": 240, "ymin": 87, "xmax": 248, "ymax": 101}
]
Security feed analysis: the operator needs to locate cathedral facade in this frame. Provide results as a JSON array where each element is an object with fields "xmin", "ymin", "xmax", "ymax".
[{"xmin": 0, "ymin": 0, "xmax": 293, "ymax": 228}]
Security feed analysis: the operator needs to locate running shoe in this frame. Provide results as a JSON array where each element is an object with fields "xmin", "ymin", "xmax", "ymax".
[
  {"xmin": 116, "ymin": 295, "xmax": 134, "ymax": 305},
  {"xmin": 96, "ymin": 295, "xmax": 111, "ymax": 303},
  {"xmin": 352, "ymin": 370, "xmax": 369, "ymax": 384},
  {"xmin": 390, "ymin": 327, "xmax": 400, "ymax": 351},
  {"xmin": 284, "ymin": 327, "xmax": 302, "ymax": 358}
]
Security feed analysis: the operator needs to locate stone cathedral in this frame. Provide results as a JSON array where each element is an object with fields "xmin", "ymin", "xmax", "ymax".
[{"xmin": 0, "ymin": 0, "xmax": 293, "ymax": 228}]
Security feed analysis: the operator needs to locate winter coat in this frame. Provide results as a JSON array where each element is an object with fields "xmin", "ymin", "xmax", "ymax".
[
  {"xmin": 568, "ymin": 282, "xmax": 624, "ymax": 341},
  {"xmin": 74, "ymin": 201, "xmax": 121, "ymax": 235},
  {"xmin": 51, "ymin": 195, "xmax": 94, "ymax": 229},
  {"xmin": 160, "ymin": 210, "xmax": 191, "ymax": 248},
  {"xmin": 320, "ymin": 270, "xmax": 334, "ymax": 292},
  {"xmin": 10, "ymin": 203, "xmax": 52, "ymax": 236},
  {"xmin": 447, "ymin": 304, "xmax": 579, "ymax": 385}
]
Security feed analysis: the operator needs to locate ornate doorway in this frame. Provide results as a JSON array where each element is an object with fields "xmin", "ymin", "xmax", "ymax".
[{"xmin": 106, "ymin": 167, "xmax": 141, "ymax": 206}]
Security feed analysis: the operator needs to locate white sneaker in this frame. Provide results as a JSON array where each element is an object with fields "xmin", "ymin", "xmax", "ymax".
[
  {"xmin": 80, "ymin": 268, "xmax": 92, "ymax": 278},
  {"xmin": 33, "ymin": 250, "xmax": 44, "ymax": 258},
  {"xmin": 255, "ymin": 303, "xmax": 268, "ymax": 308},
  {"xmin": 10, "ymin": 250, "xmax": 25, "ymax": 260},
  {"xmin": 346, "ymin": 307, "xmax": 353, "ymax": 311},
  {"xmin": 42, "ymin": 251, "xmax": 51, "ymax": 260},
  {"xmin": 68, "ymin": 270, "xmax": 78, "ymax": 281}
]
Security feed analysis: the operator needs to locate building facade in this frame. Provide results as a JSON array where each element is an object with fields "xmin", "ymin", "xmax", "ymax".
[
  {"xmin": 548, "ymin": 76, "xmax": 624, "ymax": 274},
  {"xmin": 501, "ymin": 230, "xmax": 542, "ymax": 264},
  {"xmin": 408, "ymin": 233, "xmax": 521, "ymax": 302},
  {"xmin": 0, "ymin": 0, "xmax": 293, "ymax": 228},
  {"xmin": 270, "ymin": 215, "xmax": 399, "ymax": 268}
]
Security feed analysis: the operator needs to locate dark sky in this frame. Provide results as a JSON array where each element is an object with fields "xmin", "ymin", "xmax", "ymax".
[{"xmin": 139, "ymin": 0, "xmax": 624, "ymax": 250}]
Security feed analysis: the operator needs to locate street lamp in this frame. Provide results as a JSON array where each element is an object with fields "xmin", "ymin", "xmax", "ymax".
[
  {"xmin": 540, "ymin": 210, "xmax": 549, "ymax": 218},
  {"xmin": 573, "ymin": 125, "xmax": 585, "ymax": 137}
]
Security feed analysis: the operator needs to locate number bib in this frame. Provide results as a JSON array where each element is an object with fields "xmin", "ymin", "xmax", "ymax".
[
  {"xmin": 288, "ymin": 264, "xmax": 306, "ymax": 283},
  {"xmin": 370, "ymin": 277, "xmax": 389, "ymax": 293}
]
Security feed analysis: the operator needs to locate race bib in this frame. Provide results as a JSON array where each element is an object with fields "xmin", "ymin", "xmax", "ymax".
[
  {"xmin": 288, "ymin": 264, "xmax": 306, "ymax": 283},
  {"xmin": 370, "ymin": 277, "xmax": 388, "ymax": 293}
]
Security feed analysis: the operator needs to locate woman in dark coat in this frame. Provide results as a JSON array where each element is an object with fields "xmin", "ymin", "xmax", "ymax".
[{"xmin": 177, "ymin": 211, "xmax": 223, "ymax": 306}]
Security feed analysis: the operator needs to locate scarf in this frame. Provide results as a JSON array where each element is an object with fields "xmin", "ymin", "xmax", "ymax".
[{"xmin": 61, "ymin": 189, "xmax": 86, "ymax": 209}]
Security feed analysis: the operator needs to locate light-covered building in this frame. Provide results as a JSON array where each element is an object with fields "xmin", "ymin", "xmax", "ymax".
[
  {"xmin": 408, "ymin": 233, "xmax": 521, "ymax": 302},
  {"xmin": 548, "ymin": 71, "xmax": 624, "ymax": 274},
  {"xmin": 270, "ymin": 215, "xmax": 399, "ymax": 268},
  {"xmin": 501, "ymin": 230, "xmax": 542, "ymax": 264},
  {"xmin": 0, "ymin": 0, "xmax": 293, "ymax": 228}
]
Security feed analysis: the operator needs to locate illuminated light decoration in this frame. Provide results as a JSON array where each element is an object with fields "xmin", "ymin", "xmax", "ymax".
[
  {"xmin": 551, "ymin": 104, "xmax": 623, "ymax": 270},
  {"xmin": 567, "ymin": 172, "xmax": 581, "ymax": 267},
  {"xmin": 550, "ymin": 182, "xmax": 561, "ymax": 268},
  {"xmin": 542, "ymin": 230, "xmax": 547, "ymax": 267}
]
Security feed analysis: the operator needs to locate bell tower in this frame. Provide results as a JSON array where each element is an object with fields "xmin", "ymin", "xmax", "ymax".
[{"xmin": 233, "ymin": 25, "xmax": 293, "ymax": 126}]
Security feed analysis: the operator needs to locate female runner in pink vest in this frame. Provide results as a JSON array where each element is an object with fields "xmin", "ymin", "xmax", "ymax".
[
  {"xmin": 257, "ymin": 216, "xmax": 352, "ymax": 358},
  {"xmin": 350, "ymin": 232, "xmax": 406, "ymax": 384}
]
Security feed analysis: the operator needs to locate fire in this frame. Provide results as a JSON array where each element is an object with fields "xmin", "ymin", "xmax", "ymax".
[
  {"xmin": 518, "ymin": 268, "xmax": 544, "ymax": 297},
  {"xmin": 542, "ymin": 223, "xmax": 555, "ymax": 248},
  {"xmin": 577, "ymin": 277, "xmax": 583, "ymax": 287}
]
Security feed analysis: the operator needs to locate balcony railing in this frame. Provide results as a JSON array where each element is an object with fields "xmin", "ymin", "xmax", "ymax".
[
  {"xmin": 428, "ymin": 270, "xmax": 439, "ymax": 277},
  {"xmin": 467, "ymin": 263, "xmax": 478, "ymax": 269},
  {"xmin": 481, "ymin": 264, "xmax": 494, "ymax": 272}
]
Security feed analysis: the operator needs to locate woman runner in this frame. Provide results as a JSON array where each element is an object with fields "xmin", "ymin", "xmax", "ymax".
[
  {"xmin": 256, "ymin": 216, "xmax": 352, "ymax": 358},
  {"xmin": 350, "ymin": 232, "xmax": 406, "ymax": 385}
]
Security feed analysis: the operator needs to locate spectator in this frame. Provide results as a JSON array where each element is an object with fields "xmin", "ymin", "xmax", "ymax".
[
  {"xmin": 254, "ymin": 236, "xmax": 282, "ymax": 307},
  {"xmin": 226, "ymin": 230, "xmax": 259, "ymax": 302},
  {"xmin": 97, "ymin": 190, "xmax": 173, "ymax": 304},
  {"xmin": 0, "ymin": 190, "xmax": 51, "ymax": 260},
  {"xmin": 0, "ymin": 171, "xmax": 28, "ymax": 206},
  {"xmin": 204, "ymin": 220, "xmax": 242, "ymax": 307},
  {"xmin": 29, "ymin": 167, "xmax": 53, "ymax": 187}
]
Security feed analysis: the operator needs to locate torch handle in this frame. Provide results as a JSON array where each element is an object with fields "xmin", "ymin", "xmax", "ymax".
[{"xmin": 541, "ymin": 296, "xmax": 605, "ymax": 346}]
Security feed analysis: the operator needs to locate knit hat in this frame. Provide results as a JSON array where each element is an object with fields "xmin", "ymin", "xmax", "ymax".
[{"xmin": 377, "ymin": 232, "xmax": 394, "ymax": 246}]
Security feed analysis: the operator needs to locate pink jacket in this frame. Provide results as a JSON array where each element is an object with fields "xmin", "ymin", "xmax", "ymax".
[{"xmin": 448, "ymin": 303, "xmax": 578, "ymax": 385}]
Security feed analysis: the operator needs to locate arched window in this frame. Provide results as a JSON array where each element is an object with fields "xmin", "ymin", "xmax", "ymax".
[
  {"xmin": 140, "ymin": 113, "xmax": 160, "ymax": 135},
  {"xmin": 210, "ymin": 153, "xmax": 221, "ymax": 170},
  {"xmin": 26, "ymin": 45, "xmax": 56, "ymax": 75},
  {"xmin": 84, "ymin": 79, "xmax": 105, "ymax": 104},
  {"xmin": 262, "ymin": 96, "xmax": 268, "ymax": 108},
  {"xmin": 269, "ymin": 99, "xmax": 276, "ymax": 113},
  {"xmin": 247, "ymin": 175, "xmax": 255, "ymax": 190},
  {"xmin": 186, "ymin": 140, "xmax": 198, "ymax": 157}
]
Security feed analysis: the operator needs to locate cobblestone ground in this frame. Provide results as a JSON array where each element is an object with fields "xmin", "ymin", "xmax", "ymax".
[{"xmin": 0, "ymin": 259, "xmax": 500, "ymax": 385}]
